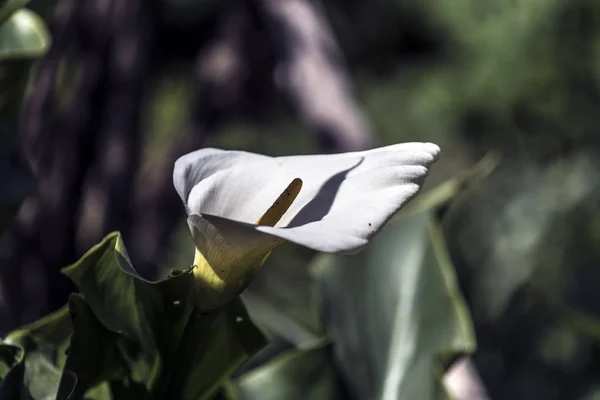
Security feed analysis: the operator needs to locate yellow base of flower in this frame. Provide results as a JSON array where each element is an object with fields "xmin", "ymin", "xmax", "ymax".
[
  {"xmin": 191, "ymin": 177, "xmax": 303, "ymax": 312},
  {"xmin": 192, "ymin": 248, "xmax": 271, "ymax": 312}
]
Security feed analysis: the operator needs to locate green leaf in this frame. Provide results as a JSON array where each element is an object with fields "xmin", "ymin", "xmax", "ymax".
[
  {"xmin": 60, "ymin": 232, "xmax": 266, "ymax": 399},
  {"xmin": 60, "ymin": 231, "xmax": 196, "ymax": 388},
  {"xmin": 4, "ymin": 299, "xmax": 71, "ymax": 351},
  {"xmin": 0, "ymin": 339, "xmax": 68, "ymax": 400},
  {"xmin": 0, "ymin": 8, "xmax": 49, "ymax": 60},
  {"xmin": 2, "ymin": 231, "xmax": 267, "ymax": 399},
  {"xmin": 312, "ymin": 211, "xmax": 475, "ymax": 400},
  {"xmin": 0, "ymin": 342, "xmax": 26, "ymax": 399},
  {"xmin": 0, "ymin": 8, "xmax": 49, "ymax": 129},
  {"xmin": 23, "ymin": 352, "xmax": 62, "ymax": 400},
  {"xmin": 0, "ymin": 0, "xmax": 30, "ymax": 25},
  {"xmin": 241, "ymin": 291, "xmax": 319, "ymax": 346},
  {"xmin": 158, "ymin": 299, "xmax": 266, "ymax": 400},
  {"xmin": 231, "ymin": 341, "xmax": 340, "ymax": 400},
  {"xmin": 57, "ymin": 294, "xmax": 128, "ymax": 400},
  {"xmin": 3, "ymin": 305, "xmax": 72, "ymax": 400}
]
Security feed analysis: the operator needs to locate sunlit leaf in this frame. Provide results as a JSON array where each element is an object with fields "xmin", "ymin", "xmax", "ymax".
[
  {"xmin": 0, "ymin": 7, "xmax": 49, "ymax": 128},
  {"xmin": 0, "ymin": 8, "xmax": 49, "ymax": 60},
  {"xmin": 0, "ymin": 0, "xmax": 30, "ymax": 25},
  {"xmin": 312, "ymin": 211, "xmax": 475, "ymax": 400},
  {"xmin": 231, "ymin": 341, "xmax": 340, "ymax": 400},
  {"xmin": 0, "ymin": 339, "xmax": 68, "ymax": 400},
  {"xmin": 3, "ymin": 305, "xmax": 71, "ymax": 400}
]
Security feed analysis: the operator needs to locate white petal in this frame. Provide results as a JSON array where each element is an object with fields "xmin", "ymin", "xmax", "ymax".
[
  {"xmin": 173, "ymin": 147, "xmax": 269, "ymax": 207},
  {"xmin": 181, "ymin": 143, "xmax": 440, "ymax": 254},
  {"xmin": 185, "ymin": 143, "xmax": 439, "ymax": 222},
  {"xmin": 187, "ymin": 153, "xmax": 364, "ymax": 223},
  {"xmin": 257, "ymin": 184, "xmax": 422, "ymax": 253}
]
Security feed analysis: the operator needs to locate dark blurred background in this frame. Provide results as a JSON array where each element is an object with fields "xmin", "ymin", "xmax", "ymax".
[{"xmin": 3, "ymin": 0, "xmax": 600, "ymax": 399}]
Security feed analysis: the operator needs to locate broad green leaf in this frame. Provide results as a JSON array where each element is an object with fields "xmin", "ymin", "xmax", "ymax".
[
  {"xmin": 241, "ymin": 291, "xmax": 319, "ymax": 346},
  {"xmin": 157, "ymin": 300, "xmax": 266, "ymax": 400},
  {"xmin": 4, "ymin": 302, "xmax": 70, "ymax": 351},
  {"xmin": 22, "ymin": 351, "xmax": 62, "ymax": 400},
  {"xmin": 312, "ymin": 211, "xmax": 475, "ymax": 400},
  {"xmin": 57, "ymin": 294, "xmax": 128, "ymax": 400},
  {"xmin": 60, "ymin": 232, "xmax": 196, "ymax": 387},
  {"xmin": 3, "ymin": 305, "xmax": 71, "ymax": 400},
  {"xmin": 0, "ymin": 339, "xmax": 67, "ymax": 400},
  {"xmin": 3, "ymin": 231, "xmax": 267, "ymax": 399},
  {"xmin": 231, "ymin": 341, "xmax": 340, "ymax": 400}
]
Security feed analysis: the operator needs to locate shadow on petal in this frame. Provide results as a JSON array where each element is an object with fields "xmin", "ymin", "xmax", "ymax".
[{"xmin": 288, "ymin": 158, "xmax": 363, "ymax": 227}]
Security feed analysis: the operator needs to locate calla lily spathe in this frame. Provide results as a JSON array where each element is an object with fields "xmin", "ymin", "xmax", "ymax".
[{"xmin": 174, "ymin": 143, "xmax": 440, "ymax": 311}]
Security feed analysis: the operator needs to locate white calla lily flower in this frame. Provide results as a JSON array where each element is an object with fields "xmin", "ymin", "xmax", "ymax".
[{"xmin": 174, "ymin": 143, "xmax": 440, "ymax": 311}]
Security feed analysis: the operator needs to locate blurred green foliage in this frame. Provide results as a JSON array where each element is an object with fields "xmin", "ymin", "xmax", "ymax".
[
  {"xmin": 0, "ymin": 0, "xmax": 47, "ymax": 232},
  {"xmin": 0, "ymin": 1, "xmax": 48, "ymax": 128},
  {"xmin": 308, "ymin": 211, "xmax": 474, "ymax": 399}
]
